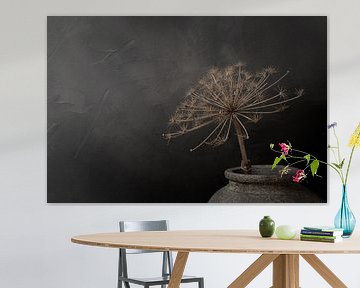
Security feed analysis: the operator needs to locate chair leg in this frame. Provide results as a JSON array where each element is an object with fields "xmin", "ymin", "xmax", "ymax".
[
  {"xmin": 161, "ymin": 252, "xmax": 168, "ymax": 288},
  {"xmin": 198, "ymin": 278, "xmax": 204, "ymax": 288}
]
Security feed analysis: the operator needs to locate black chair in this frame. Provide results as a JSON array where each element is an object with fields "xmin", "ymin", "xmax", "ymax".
[{"xmin": 118, "ymin": 220, "xmax": 204, "ymax": 288}]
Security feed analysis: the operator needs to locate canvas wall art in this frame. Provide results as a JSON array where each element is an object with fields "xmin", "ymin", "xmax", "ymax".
[{"xmin": 47, "ymin": 16, "xmax": 327, "ymax": 203}]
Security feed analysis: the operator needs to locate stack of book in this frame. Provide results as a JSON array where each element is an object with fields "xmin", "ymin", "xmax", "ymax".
[{"xmin": 300, "ymin": 226, "xmax": 344, "ymax": 243}]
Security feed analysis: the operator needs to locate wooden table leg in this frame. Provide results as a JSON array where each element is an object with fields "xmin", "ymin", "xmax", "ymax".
[
  {"xmin": 288, "ymin": 255, "xmax": 299, "ymax": 288},
  {"xmin": 228, "ymin": 254, "xmax": 279, "ymax": 288},
  {"xmin": 168, "ymin": 252, "xmax": 189, "ymax": 288},
  {"xmin": 301, "ymin": 254, "xmax": 347, "ymax": 288},
  {"xmin": 272, "ymin": 254, "xmax": 299, "ymax": 288}
]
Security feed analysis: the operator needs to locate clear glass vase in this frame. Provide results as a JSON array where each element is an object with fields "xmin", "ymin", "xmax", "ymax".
[{"xmin": 334, "ymin": 185, "xmax": 356, "ymax": 237}]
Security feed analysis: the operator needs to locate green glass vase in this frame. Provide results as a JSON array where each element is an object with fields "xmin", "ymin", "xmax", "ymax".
[{"xmin": 259, "ymin": 216, "xmax": 275, "ymax": 237}]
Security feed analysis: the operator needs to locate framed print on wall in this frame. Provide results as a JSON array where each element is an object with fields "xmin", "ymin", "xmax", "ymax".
[{"xmin": 47, "ymin": 16, "xmax": 327, "ymax": 203}]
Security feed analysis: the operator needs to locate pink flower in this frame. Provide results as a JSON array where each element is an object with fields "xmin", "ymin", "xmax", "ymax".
[
  {"xmin": 279, "ymin": 143, "xmax": 290, "ymax": 155},
  {"xmin": 293, "ymin": 169, "xmax": 306, "ymax": 183}
]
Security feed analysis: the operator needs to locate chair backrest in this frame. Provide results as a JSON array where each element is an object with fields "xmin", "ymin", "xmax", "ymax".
[
  {"xmin": 118, "ymin": 220, "xmax": 174, "ymax": 282},
  {"xmin": 119, "ymin": 220, "xmax": 169, "ymax": 254}
]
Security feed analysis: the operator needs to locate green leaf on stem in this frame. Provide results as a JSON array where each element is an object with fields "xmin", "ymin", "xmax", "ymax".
[
  {"xmin": 339, "ymin": 158, "xmax": 345, "ymax": 169},
  {"xmin": 272, "ymin": 154, "xmax": 285, "ymax": 169},
  {"xmin": 332, "ymin": 159, "xmax": 345, "ymax": 169},
  {"xmin": 304, "ymin": 154, "xmax": 311, "ymax": 164},
  {"xmin": 270, "ymin": 143, "xmax": 274, "ymax": 149},
  {"xmin": 310, "ymin": 159, "xmax": 320, "ymax": 176}
]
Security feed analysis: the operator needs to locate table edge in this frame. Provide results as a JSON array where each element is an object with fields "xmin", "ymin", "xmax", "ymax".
[{"xmin": 71, "ymin": 237, "xmax": 360, "ymax": 255}]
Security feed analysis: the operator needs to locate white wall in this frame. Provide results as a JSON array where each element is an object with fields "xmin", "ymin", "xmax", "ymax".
[{"xmin": 1, "ymin": 0, "xmax": 360, "ymax": 287}]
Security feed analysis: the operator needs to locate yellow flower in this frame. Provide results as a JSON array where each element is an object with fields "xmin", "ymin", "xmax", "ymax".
[{"xmin": 349, "ymin": 122, "xmax": 360, "ymax": 147}]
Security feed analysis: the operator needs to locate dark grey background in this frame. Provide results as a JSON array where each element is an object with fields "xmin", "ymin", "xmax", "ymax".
[{"xmin": 47, "ymin": 16, "xmax": 327, "ymax": 203}]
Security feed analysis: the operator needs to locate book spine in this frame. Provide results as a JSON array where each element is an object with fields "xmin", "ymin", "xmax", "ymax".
[
  {"xmin": 300, "ymin": 234, "xmax": 337, "ymax": 240},
  {"xmin": 301, "ymin": 230, "xmax": 335, "ymax": 236},
  {"xmin": 300, "ymin": 237, "xmax": 337, "ymax": 243}
]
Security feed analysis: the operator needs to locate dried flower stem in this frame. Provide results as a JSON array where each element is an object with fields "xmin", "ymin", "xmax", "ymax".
[{"xmin": 233, "ymin": 118, "xmax": 251, "ymax": 173}]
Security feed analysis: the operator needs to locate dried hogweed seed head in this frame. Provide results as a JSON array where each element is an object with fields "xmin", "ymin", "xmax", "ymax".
[{"xmin": 164, "ymin": 63, "xmax": 303, "ymax": 151}]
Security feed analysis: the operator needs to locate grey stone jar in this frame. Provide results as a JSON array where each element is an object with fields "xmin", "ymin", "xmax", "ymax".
[{"xmin": 209, "ymin": 165, "xmax": 323, "ymax": 203}]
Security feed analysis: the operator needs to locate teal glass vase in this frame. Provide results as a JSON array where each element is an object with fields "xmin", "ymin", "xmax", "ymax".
[{"xmin": 334, "ymin": 185, "xmax": 356, "ymax": 237}]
